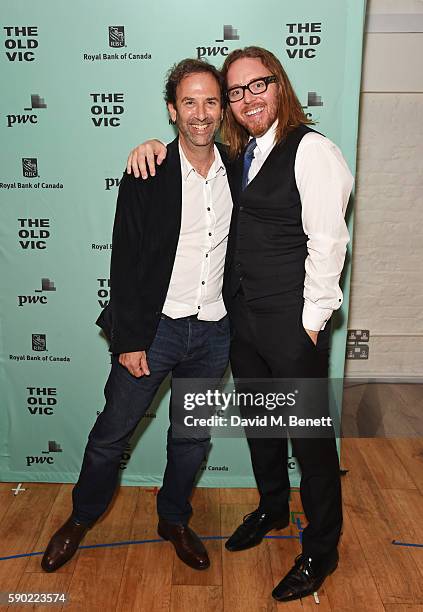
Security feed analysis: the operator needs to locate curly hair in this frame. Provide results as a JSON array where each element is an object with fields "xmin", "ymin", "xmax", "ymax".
[{"xmin": 164, "ymin": 58, "xmax": 225, "ymax": 107}]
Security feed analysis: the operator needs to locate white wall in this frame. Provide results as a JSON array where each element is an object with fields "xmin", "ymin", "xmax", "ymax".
[{"xmin": 345, "ymin": 0, "xmax": 423, "ymax": 378}]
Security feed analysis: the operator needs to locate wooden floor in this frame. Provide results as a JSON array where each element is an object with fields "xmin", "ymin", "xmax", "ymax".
[{"xmin": 0, "ymin": 385, "xmax": 422, "ymax": 611}]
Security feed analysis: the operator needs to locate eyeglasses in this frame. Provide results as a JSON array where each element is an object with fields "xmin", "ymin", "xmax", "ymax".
[{"xmin": 226, "ymin": 75, "xmax": 277, "ymax": 103}]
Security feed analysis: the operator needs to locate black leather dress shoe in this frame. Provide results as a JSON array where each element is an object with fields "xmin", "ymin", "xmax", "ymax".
[
  {"xmin": 158, "ymin": 518, "xmax": 210, "ymax": 570},
  {"xmin": 41, "ymin": 516, "xmax": 89, "ymax": 573},
  {"xmin": 225, "ymin": 508, "xmax": 290, "ymax": 552},
  {"xmin": 272, "ymin": 550, "xmax": 339, "ymax": 602}
]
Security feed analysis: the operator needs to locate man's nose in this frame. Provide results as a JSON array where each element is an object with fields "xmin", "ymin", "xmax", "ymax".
[
  {"xmin": 243, "ymin": 87, "xmax": 255, "ymax": 104},
  {"xmin": 196, "ymin": 103, "xmax": 207, "ymax": 120}
]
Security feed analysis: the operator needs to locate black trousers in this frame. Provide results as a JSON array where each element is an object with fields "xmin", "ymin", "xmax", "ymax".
[{"xmin": 229, "ymin": 291, "xmax": 342, "ymax": 558}]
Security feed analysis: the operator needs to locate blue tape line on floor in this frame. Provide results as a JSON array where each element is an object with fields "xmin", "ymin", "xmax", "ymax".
[
  {"xmin": 0, "ymin": 534, "xmax": 300, "ymax": 562},
  {"xmin": 392, "ymin": 540, "xmax": 423, "ymax": 548}
]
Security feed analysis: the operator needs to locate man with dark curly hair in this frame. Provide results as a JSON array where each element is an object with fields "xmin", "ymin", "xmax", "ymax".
[{"xmin": 41, "ymin": 59, "xmax": 235, "ymax": 573}]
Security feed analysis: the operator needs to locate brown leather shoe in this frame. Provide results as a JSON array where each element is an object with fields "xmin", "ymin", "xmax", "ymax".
[
  {"xmin": 157, "ymin": 518, "xmax": 210, "ymax": 570},
  {"xmin": 41, "ymin": 516, "xmax": 89, "ymax": 572}
]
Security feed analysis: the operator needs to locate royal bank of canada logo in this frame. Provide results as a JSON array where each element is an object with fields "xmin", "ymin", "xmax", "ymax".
[
  {"xmin": 90, "ymin": 93, "xmax": 125, "ymax": 127},
  {"xmin": 92, "ymin": 241, "xmax": 112, "ymax": 251},
  {"xmin": 3, "ymin": 26, "xmax": 38, "ymax": 62},
  {"xmin": 32, "ymin": 333, "xmax": 47, "ymax": 352},
  {"xmin": 27, "ymin": 386, "xmax": 58, "ymax": 415},
  {"xmin": 200, "ymin": 461, "xmax": 229, "ymax": 472},
  {"xmin": 7, "ymin": 94, "xmax": 46, "ymax": 128},
  {"xmin": 26, "ymin": 441, "xmax": 62, "ymax": 467},
  {"xmin": 0, "ymin": 158, "xmax": 64, "ymax": 190},
  {"xmin": 22, "ymin": 157, "xmax": 38, "ymax": 177},
  {"xmin": 285, "ymin": 22, "xmax": 322, "ymax": 59},
  {"xmin": 83, "ymin": 26, "xmax": 151, "ymax": 62},
  {"xmin": 196, "ymin": 24, "xmax": 240, "ymax": 59},
  {"xmin": 109, "ymin": 26, "xmax": 125, "ymax": 48},
  {"xmin": 18, "ymin": 278, "xmax": 56, "ymax": 307},
  {"xmin": 9, "ymin": 331, "xmax": 71, "ymax": 364}
]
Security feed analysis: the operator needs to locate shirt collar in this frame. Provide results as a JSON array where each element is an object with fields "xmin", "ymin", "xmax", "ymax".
[
  {"xmin": 252, "ymin": 121, "xmax": 278, "ymax": 156},
  {"xmin": 179, "ymin": 142, "xmax": 225, "ymax": 182}
]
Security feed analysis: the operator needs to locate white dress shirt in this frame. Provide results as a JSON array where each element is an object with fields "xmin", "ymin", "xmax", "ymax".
[
  {"xmin": 162, "ymin": 143, "xmax": 233, "ymax": 321},
  {"xmin": 248, "ymin": 122, "xmax": 354, "ymax": 331}
]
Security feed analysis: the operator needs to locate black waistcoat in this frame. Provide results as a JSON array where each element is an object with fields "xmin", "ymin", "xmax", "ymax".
[{"xmin": 224, "ymin": 124, "xmax": 316, "ymax": 307}]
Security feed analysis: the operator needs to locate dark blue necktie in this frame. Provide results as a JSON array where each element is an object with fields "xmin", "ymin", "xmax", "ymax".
[{"xmin": 242, "ymin": 138, "xmax": 257, "ymax": 190}]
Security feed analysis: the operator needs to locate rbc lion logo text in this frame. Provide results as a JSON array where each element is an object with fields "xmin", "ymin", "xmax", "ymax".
[{"xmin": 109, "ymin": 26, "xmax": 125, "ymax": 48}]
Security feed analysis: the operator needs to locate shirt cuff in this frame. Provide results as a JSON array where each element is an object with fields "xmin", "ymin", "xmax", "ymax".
[{"xmin": 302, "ymin": 302, "xmax": 333, "ymax": 332}]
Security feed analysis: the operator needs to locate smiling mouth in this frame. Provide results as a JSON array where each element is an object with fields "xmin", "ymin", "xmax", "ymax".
[
  {"xmin": 190, "ymin": 123, "xmax": 212, "ymax": 131},
  {"xmin": 245, "ymin": 106, "xmax": 265, "ymax": 117}
]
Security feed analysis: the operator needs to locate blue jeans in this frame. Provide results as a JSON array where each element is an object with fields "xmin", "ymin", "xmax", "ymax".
[{"xmin": 72, "ymin": 314, "xmax": 230, "ymax": 525}]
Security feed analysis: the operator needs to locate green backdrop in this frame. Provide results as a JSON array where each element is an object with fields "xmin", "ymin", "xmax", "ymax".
[{"xmin": 0, "ymin": 0, "xmax": 366, "ymax": 486}]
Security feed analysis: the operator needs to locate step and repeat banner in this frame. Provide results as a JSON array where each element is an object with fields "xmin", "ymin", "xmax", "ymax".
[{"xmin": 0, "ymin": 0, "xmax": 366, "ymax": 486}]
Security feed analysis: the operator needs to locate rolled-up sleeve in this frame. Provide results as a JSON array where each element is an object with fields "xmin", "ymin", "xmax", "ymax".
[{"xmin": 294, "ymin": 132, "xmax": 354, "ymax": 331}]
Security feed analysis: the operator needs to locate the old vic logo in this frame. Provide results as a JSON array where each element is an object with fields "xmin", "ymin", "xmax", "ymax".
[
  {"xmin": 27, "ymin": 386, "xmax": 58, "ymax": 416},
  {"xmin": 90, "ymin": 93, "xmax": 124, "ymax": 127},
  {"xmin": 3, "ymin": 26, "xmax": 38, "ymax": 61},
  {"xmin": 285, "ymin": 22, "xmax": 322, "ymax": 59}
]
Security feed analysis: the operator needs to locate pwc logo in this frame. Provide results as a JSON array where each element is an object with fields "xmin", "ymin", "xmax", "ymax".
[
  {"xmin": 26, "ymin": 440, "xmax": 62, "ymax": 467},
  {"xmin": 105, "ymin": 176, "xmax": 121, "ymax": 190},
  {"xmin": 7, "ymin": 94, "xmax": 46, "ymax": 128},
  {"xmin": 18, "ymin": 278, "xmax": 56, "ymax": 307},
  {"xmin": 302, "ymin": 91, "xmax": 324, "ymax": 120},
  {"xmin": 196, "ymin": 25, "xmax": 239, "ymax": 59}
]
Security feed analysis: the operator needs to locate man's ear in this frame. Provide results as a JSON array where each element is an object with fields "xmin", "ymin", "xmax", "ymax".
[{"xmin": 167, "ymin": 102, "xmax": 177, "ymax": 124}]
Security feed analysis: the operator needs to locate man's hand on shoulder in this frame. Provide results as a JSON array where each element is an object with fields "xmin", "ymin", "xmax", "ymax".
[
  {"xmin": 119, "ymin": 351, "xmax": 150, "ymax": 377},
  {"xmin": 126, "ymin": 140, "xmax": 168, "ymax": 179}
]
